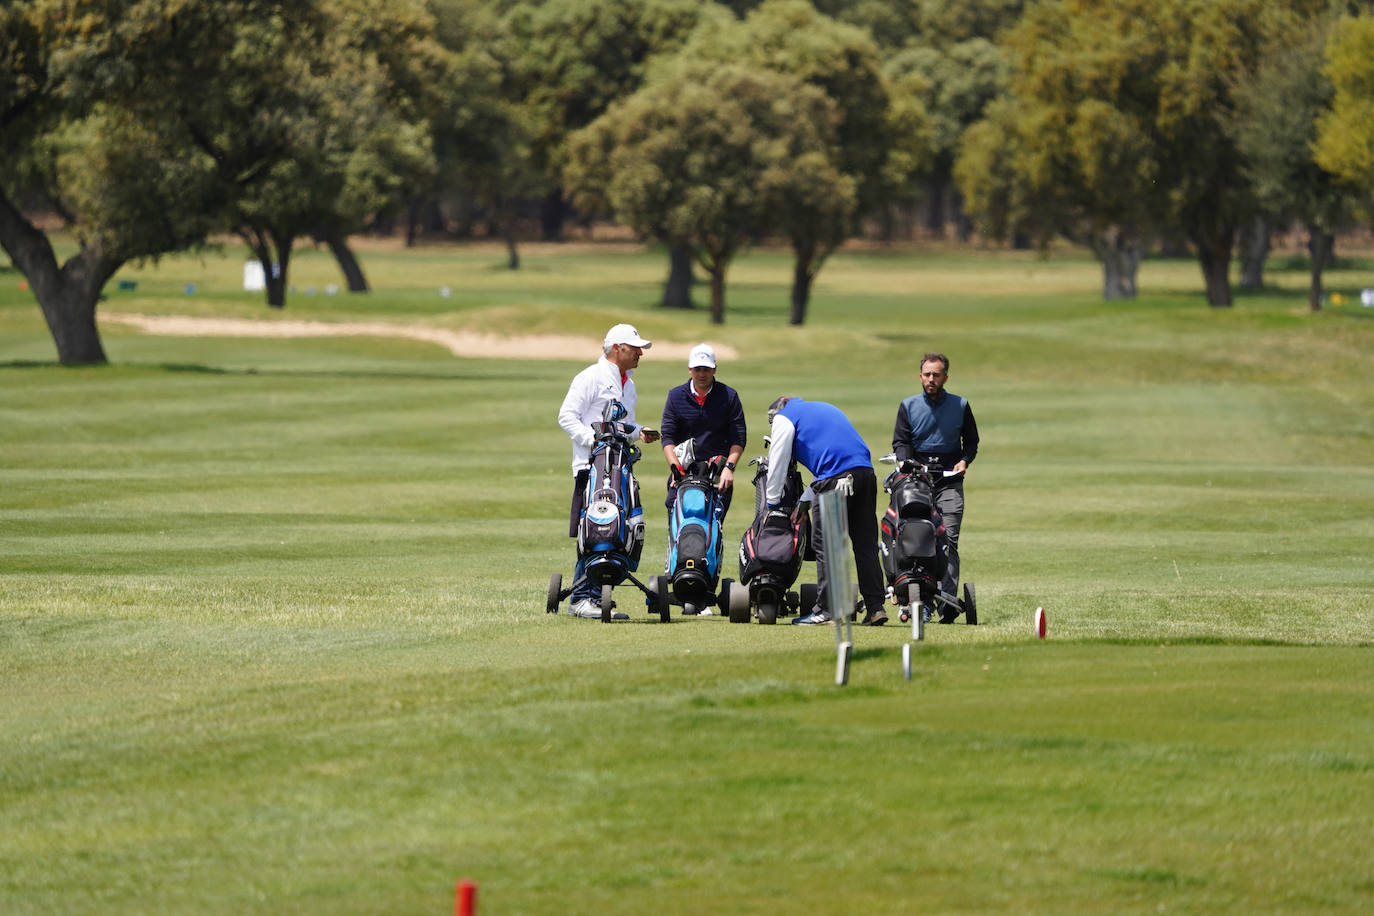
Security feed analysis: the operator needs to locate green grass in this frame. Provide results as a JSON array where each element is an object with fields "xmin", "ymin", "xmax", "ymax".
[{"xmin": 2, "ymin": 241, "xmax": 1373, "ymax": 913}]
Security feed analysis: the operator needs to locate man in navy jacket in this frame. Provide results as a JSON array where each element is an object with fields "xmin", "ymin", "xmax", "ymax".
[{"xmin": 659, "ymin": 343, "xmax": 747, "ymax": 517}]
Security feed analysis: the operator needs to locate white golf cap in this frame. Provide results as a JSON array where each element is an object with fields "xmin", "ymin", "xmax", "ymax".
[
  {"xmin": 604, "ymin": 323, "xmax": 652, "ymax": 349},
  {"xmin": 687, "ymin": 343, "xmax": 716, "ymax": 369}
]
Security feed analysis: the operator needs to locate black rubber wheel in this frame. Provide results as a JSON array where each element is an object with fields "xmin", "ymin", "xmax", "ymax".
[
  {"xmin": 784, "ymin": 590, "xmax": 799, "ymax": 615},
  {"xmin": 963, "ymin": 582, "xmax": 977, "ymax": 625},
  {"xmin": 655, "ymin": 575, "xmax": 670, "ymax": 622},
  {"xmin": 718, "ymin": 577, "xmax": 733, "ymax": 610},
  {"xmin": 758, "ymin": 600, "xmax": 777, "ymax": 625},
  {"xmin": 546, "ymin": 573, "xmax": 562, "ymax": 613},
  {"xmin": 726, "ymin": 581, "xmax": 751, "ymax": 624},
  {"xmin": 799, "ymin": 583, "xmax": 819, "ymax": 616},
  {"xmin": 600, "ymin": 584, "xmax": 613, "ymax": 623}
]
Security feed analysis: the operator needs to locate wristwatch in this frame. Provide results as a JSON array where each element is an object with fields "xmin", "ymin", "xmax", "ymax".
[{"xmin": 725, "ymin": 461, "xmax": 736, "ymax": 471}]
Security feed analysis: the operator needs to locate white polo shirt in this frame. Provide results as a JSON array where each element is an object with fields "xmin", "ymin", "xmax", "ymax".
[{"xmin": 557, "ymin": 355, "xmax": 640, "ymax": 473}]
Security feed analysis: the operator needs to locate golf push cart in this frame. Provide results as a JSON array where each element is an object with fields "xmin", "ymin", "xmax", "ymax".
[
  {"xmin": 726, "ymin": 442, "xmax": 815, "ymax": 624},
  {"xmin": 877, "ymin": 454, "xmax": 977, "ymax": 626},
  {"xmin": 547, "ymin": 399, "xmax": 670, "ymax": 622},
  {"xmin": 658, "ymin": 438, "xmax": 746, "ymax": 617}
]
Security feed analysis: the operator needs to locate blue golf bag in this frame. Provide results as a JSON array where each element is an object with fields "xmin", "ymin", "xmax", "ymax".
[
  {"xmin": 666, "ymin": 440, "xmax": 727, "ymax": 614},
  {"xmin": 547, "ymin": 400, "xmax": 669, "ymax": 622}
]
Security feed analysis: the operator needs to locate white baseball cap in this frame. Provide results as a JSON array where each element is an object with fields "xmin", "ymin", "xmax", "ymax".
[
  {"xmin": 604, "ymin": 323, "xmax": 652, "ymax": 349},
  {"xmin": 687, "ymin": 343, "xmax": 716, "ymax": 369}
]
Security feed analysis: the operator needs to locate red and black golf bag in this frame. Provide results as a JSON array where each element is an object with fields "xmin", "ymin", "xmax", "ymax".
[{"xmin": 879, "ymin": 461, "xmax": 949, "ymax": 608}]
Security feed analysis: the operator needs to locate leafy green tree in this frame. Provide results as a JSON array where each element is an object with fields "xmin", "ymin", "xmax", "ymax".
[
  {"xmin": 960, "ymin": 0, "xmax": 1326, "ymax": 306},
  {"xmin": 1314, "ymin": 14, "xmax": 1374, "ymax": 207},
  {"xmin": 566, "ymin": 63, "xmax": 844, "ymax": 324},
  {"xmin": 914, "ymin": 0, "xmax": 1028, "ymax": 45},
  {"xmin": 428, "ymin": 0, "xmax": 546, "ymax": 269},
  {"xmin": 500, "ymin": 0, "xmax": 727, "ymax": 240},
  {"xmin": 0, "ymin": 1, "xmax": 223, "ymax": 364},
  {"xmin": 1232, "ymin": 13, "xmax": 1360, "ymax": 310},
  {"xmin": 114, "ymin": 0, "xmax": 440, "ymax": 307},
  {"xmin": 811, "ymin": 0, "xmax": 923, "ymax": 48},
  {"xmin": 310, "ymin": 0, "xmax": 450, "ymax": 290},
  {"xmin": 885, "ymin": 36, "xmax": 1009, "ymax": 238},
  {"xmin": 671, "ymin": 0, "xmax": 924, "ymax": 322}
]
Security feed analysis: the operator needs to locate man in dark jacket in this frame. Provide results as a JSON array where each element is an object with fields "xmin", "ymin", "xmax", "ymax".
[
  {"xmin": 892, "ymin": 352, "xmax": 980, "ymax": 613},
  {"xmin": 659, "ymin": 343, "xmax": 747, "ymax": 517}
]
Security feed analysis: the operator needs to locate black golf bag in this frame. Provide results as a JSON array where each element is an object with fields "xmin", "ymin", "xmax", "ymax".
[
  {"xmin": 879, "ymin": 460, "xmax": 949, "ymax": 610},
  {"xmin": 735, "ymin": 451, "xmax": 812, "ymax": 624}
]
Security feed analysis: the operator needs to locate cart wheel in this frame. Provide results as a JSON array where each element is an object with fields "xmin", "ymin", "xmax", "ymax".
[
  {"xmin": 718, "ymin": 577, "xmax": 734, "ymax": 610},
  {"xmin": 547, "ymin": 573, "xmax": 562, "ymax": 613},
  {"xmin": 799, "ymin": 583, "xmax": 819, "ymax": 615},
  {"xmin": 785, "ymin": 590, "xmax": 799, "ymax": 614},
  {"xmin": 758, "ymin": 600, "xmax": 778, "ymax": 625},
  {"xmin": 962, "ymin": 582, "xmax": 977, "ymax": 625},
  {"xmin": 726, "ymin": 581, "xmax": 751, "ymax": 624},
  {"xmin": 600, "ymin": 584, "xmax": 613, "ymax": 623},
  {"xmin": 648, "ymin": 574, "xmax": 670, "ymax": 623}
]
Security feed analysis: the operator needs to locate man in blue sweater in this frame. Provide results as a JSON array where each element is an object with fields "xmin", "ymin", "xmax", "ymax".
[
  {"xmin": 765, "ymin": 396, "xmax": 888, "ymax": 626},
  {"xmin": 892, "ymin": 353, "xmax": 980, "ymax": 619}
]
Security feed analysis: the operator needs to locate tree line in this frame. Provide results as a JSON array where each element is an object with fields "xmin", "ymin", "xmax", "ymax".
[{"xmin": 3, "ymin": 0, "xmax": 1374, "ymax": 365}]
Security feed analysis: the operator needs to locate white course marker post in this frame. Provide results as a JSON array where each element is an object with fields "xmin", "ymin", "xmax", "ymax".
[{"xmin": 817, "ymin": 487, "xmax": 854, "ymax": 686}]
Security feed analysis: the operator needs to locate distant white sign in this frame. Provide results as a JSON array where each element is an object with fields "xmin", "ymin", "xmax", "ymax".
[{"xmin": 243, "ymin": 260, "xmax": 265, "ymax": 291}]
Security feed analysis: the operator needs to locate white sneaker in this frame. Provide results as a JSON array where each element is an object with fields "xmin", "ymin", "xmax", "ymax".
[
  {"xmin": 569, "ymin": 598, "xmax": 628, "ymax": 620},
  {"xmin": 570, "ymin": 599, "xmax": 602, "ymax": 619}
]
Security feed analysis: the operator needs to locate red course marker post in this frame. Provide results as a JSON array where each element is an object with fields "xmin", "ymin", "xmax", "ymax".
[{"xmin": 456, "ymin": 879, "xmax": 478, "ymax": 916}]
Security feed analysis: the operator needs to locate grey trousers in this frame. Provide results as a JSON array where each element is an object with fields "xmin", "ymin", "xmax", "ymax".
[{"xmin": 934, "ymin": 480, "xmax": 964, "ymax": 597}]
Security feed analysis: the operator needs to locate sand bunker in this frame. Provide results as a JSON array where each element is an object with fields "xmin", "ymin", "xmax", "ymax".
[{"xmin": 101, "ymin": 313, "xmax": 737, "ymax": 361}]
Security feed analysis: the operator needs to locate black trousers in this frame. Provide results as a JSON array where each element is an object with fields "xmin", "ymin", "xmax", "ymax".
[{"xmin": 809, "ymin": 467, "xmax": 886, "ymax": 617}]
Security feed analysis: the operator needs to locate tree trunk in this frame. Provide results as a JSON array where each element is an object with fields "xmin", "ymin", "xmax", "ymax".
[
  {"xmin": 1190, "ymin": 220, "xmax": 1235, "ymax": 307},
  {"xmin": 264, "ymin": 258, "xmax": 286, "ymax": 308},
  {"xmin": 405, "ymin": 199, "xmax": 420, "ymax": 247},
  {"xmin": 708, "ymin": 267, "xmax": 725, "ymax": 325},
  {"xmin": 319, "ymin": 228, "xmax": 368, "ymax": 292},
  {"xmin": 661, "ymin": 244, "xmax": 694, "ymax": 309},
  {"xmin": 789, "ymin": 246, "xmax": 815, "ymax": 326},
  {"xmin": 500, "ymin": 197, "xmax": 519, "ymax": 270},
  {"xmin": 241, "ymin": 225, "xmax": 295, "ymax": 308},
  {"xmin": 1095, "ymin": 227, "xmax": 1142, "ymax": 300},
  {"xmin": 539, "ymin": 189, "xmax": 564, "ymax": 242},
  {"xmin": 952, "ymin": 189, "xmax": 973, "ymax": 243},
  {"xmin": 1199, "ymin": 249, "xmax": 1232, "ymax": 307},
  {"xmin": 1238, "ymin": 215, "xmax": 1270, "ymax": 292},
  {"xmin": 923, "ymin": 176, "xmax": 947, "ymax": 238},
  {"xmin": 0, "ymin": 193, "xmax": 112, "ymax": 364},
  {"xmin": 1307, "ymin": 225, "xmax": 1333, "ymax": 312}
]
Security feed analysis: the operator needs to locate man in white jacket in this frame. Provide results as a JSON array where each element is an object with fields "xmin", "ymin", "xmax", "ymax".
[{"xmin": 557, "ymin": 324, "xmax": 661, "ymax": 618}]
